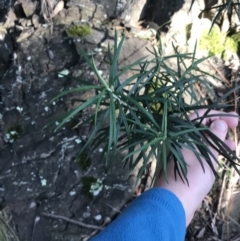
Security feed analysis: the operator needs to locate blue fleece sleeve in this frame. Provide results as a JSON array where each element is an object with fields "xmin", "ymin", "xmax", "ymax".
[{"xmin": 91, "ymin": 188, "xmax": 186, "ymax": 241}]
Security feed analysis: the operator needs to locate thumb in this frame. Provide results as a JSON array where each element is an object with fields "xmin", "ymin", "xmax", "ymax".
[{"xmin": 209, "ymin": 119, "xmax": 228, "ymax": 141}]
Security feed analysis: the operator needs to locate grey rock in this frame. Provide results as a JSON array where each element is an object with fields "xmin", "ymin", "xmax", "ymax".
[
  {"xmin": 21, "ymin": 0, "xmax": 38, "ymax": 17},
  {"xmin": 120, "ymin": 0, "xmax": 147, "ymax": 24},
  {"xmin": 67, "ymin": 0, "xmax": 121, "ymax": 19},
  {"xmin": 0, "ymin": 64, "xmax": 24, "ymax": 107},
  {"xmin": 16, "ymin": 27, "xmax": 34, "ymax": 42},
  {"xmin": 31, "ymin": 14, "xmax": 40, "ymax": 28},
  {"xmin": 53, "ymin": 6, "xmax": 81, "ymax": 25},
  {"xmin": 2, "ymin": 109, "xmax": 21, "ymax": 128},
  {"xmin": 67, "ymin": 0, "xmax": 106, "ymax": 21},
  {"xmin": 3, "ymin": 8, "xmax": 17, "ymax": 29},
  {"xmin": 19, "ymin": 18, "xmax": 33, "ymax": 27},
  {"xmin": 0, "ymin": 0, "xmax": 15, "ymax": 9},
  {"xmin": 83, "ymin": 29, "xmax": 105, "ymax": 44},
  {"xmin": 0, "ymin": 33, "xmax": 13, "ymax": 71}
]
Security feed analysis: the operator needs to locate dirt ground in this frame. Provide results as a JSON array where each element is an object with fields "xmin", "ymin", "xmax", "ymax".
[{"xmin": 0, "ymin": 0, "xmax": 240, "ymax": 240}]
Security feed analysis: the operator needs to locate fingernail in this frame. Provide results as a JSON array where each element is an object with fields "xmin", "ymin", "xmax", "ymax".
[{"xmin": 211, "ymin": 120, "xmax": 227, "ymax": 131}]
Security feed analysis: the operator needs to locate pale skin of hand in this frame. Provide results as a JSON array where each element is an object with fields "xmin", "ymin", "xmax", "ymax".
[{"xmin": 154, "ymin": 110, "xmax": 239, "ymax": 226}]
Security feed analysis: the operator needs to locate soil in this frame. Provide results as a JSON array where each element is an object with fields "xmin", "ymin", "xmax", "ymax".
[{"xmin": 0, "ymin": 0, "xmax": 240, "ymax": 240}]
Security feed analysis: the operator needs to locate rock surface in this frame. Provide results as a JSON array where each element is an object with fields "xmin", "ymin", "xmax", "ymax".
[
  {"xmin": 0, "ymin": 0, "xmax": 240, "ymax": 241},
  {"xmin": 0, "ymin": 1, "xmax": 156, "ymax": 240}
]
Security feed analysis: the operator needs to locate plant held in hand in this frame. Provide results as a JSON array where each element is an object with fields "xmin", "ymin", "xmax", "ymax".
[{"xmin": 53, "ymin": 32, "xmax": 240, "ymax": 182}]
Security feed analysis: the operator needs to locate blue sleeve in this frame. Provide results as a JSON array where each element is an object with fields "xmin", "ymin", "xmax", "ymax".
[{"xmin": 91, "ymin": 188, "xmax": 186, "ymax": 241}]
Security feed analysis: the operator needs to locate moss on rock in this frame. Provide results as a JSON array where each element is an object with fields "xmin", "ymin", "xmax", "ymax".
[
  {"xmin": 197, "ymin": 25, "xmax": 238, "ymax": 58},
  {"xmin": 66, "ymin": 25, "xmax": 92, "ymax": 38},
  {"xmin": 198, "ymin": 25, "xmax": 225, "ymax": 56}
]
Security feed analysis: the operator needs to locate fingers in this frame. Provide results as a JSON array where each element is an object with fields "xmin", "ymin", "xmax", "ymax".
[
  {"xmin": 189, "ymin": 110, "xmax": 239, "ymax": 128},
  {"xmin": 225, "ymin": 139, "xmax": 236, "ymax": 151},
  {"xmin": 209, "ymin": 119, "xmax": 228, "ymax": 141}
]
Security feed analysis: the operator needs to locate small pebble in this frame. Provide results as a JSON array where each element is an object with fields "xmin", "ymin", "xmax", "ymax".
[
  {"xmin": 58, "ymin": 69, "xmax": 70, "ymax": 78},
  {"xmin": 94, "ymin": 215, "xmax": 102, "ymax": 221},
  {"xmin": 29, "ymin": 202, "xmax": 36, "ymax": 209},
  {"xmin": 27, "ymin": 56, "xmax": 31, "ymax": 61},
  {"xmin": 98, "ymin": 148, "xmax": 103, "ymax": 152}
]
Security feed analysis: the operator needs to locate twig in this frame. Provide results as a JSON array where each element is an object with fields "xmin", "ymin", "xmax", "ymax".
[
  {"xmin": 228, "ymin": 215, "xmax": 240, "ymax": 229},
  {"xmin": 194, "ymin": 82, "xmax": 208, "ymax": 105},
  {"xmin": 41, "ymin": 212, "xmax": 103, "ymax": 230},
  {"xmin": 217, "ymin": 173, "xmax": 227, "ymax": 214},
  {"xmin": 107, "ymin": 204, "xmax": 122, "ymax": 213}
]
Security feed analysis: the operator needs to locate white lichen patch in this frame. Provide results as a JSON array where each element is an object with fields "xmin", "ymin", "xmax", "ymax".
[
  {"xmin": 90, "ymin": 179, "xmax": 103, "ymax": 196},
  {"xmin": 104, "ymin": 185, "xmax": 111, "ymax": 190},
  {"xmin": 16, "ymin": 106, "xmax": 23, "ymax": 113},
  {"xmin": 39, "ymin": 92, "xmax": 47, "ymax": 99},
  {"xmin": 69, "ymin": 190, "xmax": 76, "ymax": 196},
  {"xmin": 41, "ymin": 179, "xmax": 47, "ymax": 186},
  {"xmin": 75, "ymin": 138, "xmax": 82, "ymax": 144}
]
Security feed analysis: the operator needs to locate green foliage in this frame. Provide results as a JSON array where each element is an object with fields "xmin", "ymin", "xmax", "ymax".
[
  {"xmin": 225, "ymin": 36, "xmax": 238, "ymax": 53},
  {"xmin": 231, "ymin": 32, "xmax": 240, "ymax": 43},
  {"xmin": 199, "ymin": 25, "xmax": 225, "ymax": 55},
  {"xmin": 66, "ymin": 25, "xmax": 92, "ymax": 38},
  {"xmin": 78, "ymin": 152, "xmax": 92, "ymax": 171},
  {"xmin": 53, "ymin": 32, "xmax": 240, "ymax": 183}
]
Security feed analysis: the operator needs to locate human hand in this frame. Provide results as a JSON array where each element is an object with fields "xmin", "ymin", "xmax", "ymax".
[{"xmin": 154, "ymin": 110, "xmax": 239, "ymax": 226}]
